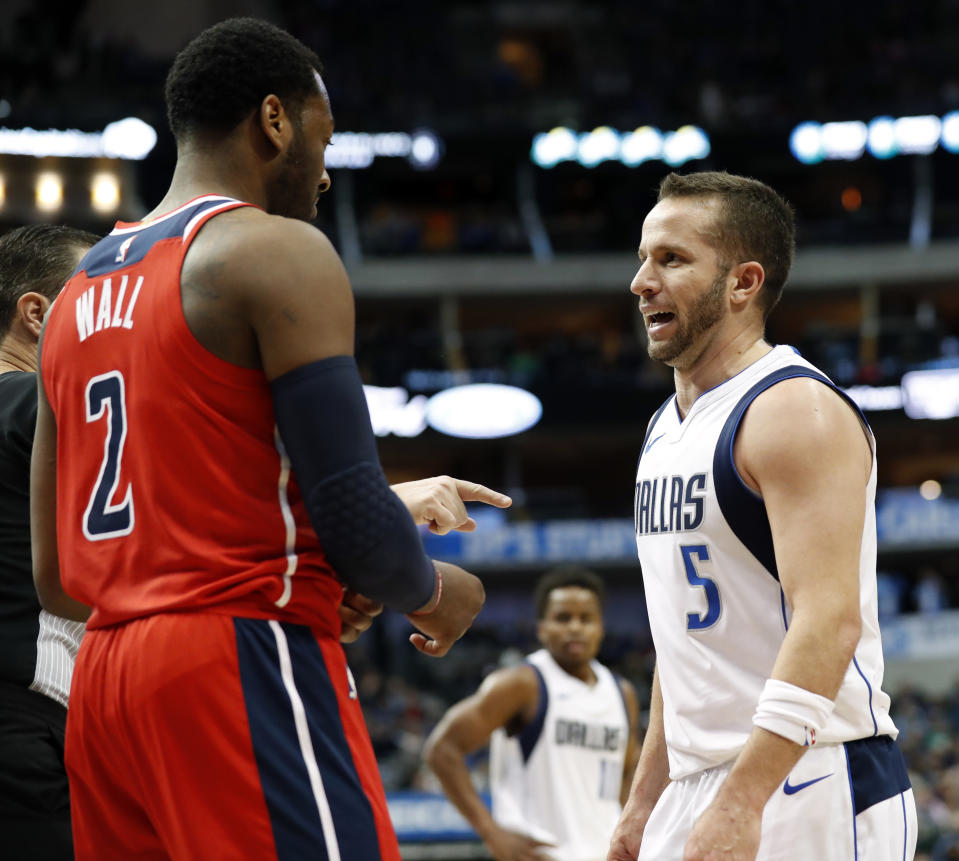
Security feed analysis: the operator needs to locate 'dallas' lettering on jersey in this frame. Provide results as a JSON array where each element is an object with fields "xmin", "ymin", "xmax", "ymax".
[
  {"xmin": 75, "ymin": 275, "xmax": 144, "ymax": 342},
  {"xmin": 634, "ymin": 472, "xmax": 707, "ymax": 535},
  {"xmin": 554, "ymin": 718, "xmax": 622, "ymax": 751}
]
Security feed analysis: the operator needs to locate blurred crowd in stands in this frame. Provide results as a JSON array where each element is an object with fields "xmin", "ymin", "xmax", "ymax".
[
  {"xmin": 7, "ymin": 0, "xmax": 958, "ymax": 136},
  {"xmin": 6, "ymin": 0, "xmax": 959, "ymax": 252},
  {"xmin": 356, "ymin": 314, "xmax": 959, "ymax": 396}
]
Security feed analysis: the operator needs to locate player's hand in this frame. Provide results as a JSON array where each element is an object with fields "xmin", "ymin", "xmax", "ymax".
[
  {"xmin": 607, "ymin": 805, "xmax": 650, "ymax": 861},
  {"xmin": 406, "ymin": 561, "xmax": 484, "ymax": 657},
  {"xmin": 391, "ymin": 476, "xmax": 511, "ymax": 535},
  {"xmin": 338, "ymin": 588, "xmax": 383, "ymax": 643},
  {"xmin": 682, "ymin": 798, "xmax": 761, "ymax": 861},
  {"xmin": 484, "ymin": 824, "xmax": 555, "ymax": 861}
]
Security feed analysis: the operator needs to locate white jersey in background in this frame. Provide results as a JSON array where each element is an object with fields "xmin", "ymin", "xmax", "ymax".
[
  {"xmin": 489, "ymin": 648, "xmax": 629, "ymax": 861},
  {"xmin": 634, "ymin": 345, "xmax": 897, "ymax": 779}
]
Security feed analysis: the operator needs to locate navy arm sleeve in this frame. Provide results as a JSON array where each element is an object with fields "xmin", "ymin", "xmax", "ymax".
[{"xmin": 270, "ymin": 356, "xmax": 436, "ymax": 613}]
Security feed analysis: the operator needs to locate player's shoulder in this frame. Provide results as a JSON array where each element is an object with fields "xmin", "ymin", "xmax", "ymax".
[
  {"xmin": 478, "ymin": 662, "xmax": 542, "ymax": 701},
  {"xmin": 185, "ymin": 208, "xmax": 348, "ymax": 298},
  {"xmin": 194, "ymin": 207, "xmax": 339, "ymax": 264},
  {"xmin": 745, "ymin": 374, "xmax": 863, "ymax": 441},
  {"xmin": 738, "ymin": 373, "xmax": 870, "ymax": 483}
]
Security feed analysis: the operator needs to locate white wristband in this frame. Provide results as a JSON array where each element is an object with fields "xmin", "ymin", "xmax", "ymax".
[{"xmin": 752, "ymin": 678, "xmax": 836, "ymax": 747}]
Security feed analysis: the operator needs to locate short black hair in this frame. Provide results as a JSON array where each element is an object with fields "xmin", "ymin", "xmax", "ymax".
[
  {"xmin": 0, "ymin": 224, "xmax": 99, "ymax": 340},
  {"xmin": 658, "ymin": 171, "xmax": 796, "ymax": 320},
  {"xmin": 534, "ymin": 565, "xmax": 605, "ymax": 619},
  {"xmin": 165, "ymin": 17, "xmax": 324, "ymax": 140}
]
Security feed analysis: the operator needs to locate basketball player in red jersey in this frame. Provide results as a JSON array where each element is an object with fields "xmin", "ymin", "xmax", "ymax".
[{"xmin": 30, "ymin": 18, "xmax": 509, "ymax": 860}]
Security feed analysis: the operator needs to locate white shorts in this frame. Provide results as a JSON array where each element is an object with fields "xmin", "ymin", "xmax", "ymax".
[{"xmin": 638, "ymin": 736, "xmax": 917, "ymax": 861}]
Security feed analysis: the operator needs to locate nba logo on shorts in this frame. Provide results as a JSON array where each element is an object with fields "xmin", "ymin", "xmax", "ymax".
[{"xmin": 346, "ymin": 666, "xmax": 358, "ymax": 700}]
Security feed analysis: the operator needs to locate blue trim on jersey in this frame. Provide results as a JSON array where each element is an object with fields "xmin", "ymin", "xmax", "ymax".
[
  {"xmin": 76, "ymin": 198, "xmax": 240, "ymax": 278},
  {"xmin": 779, "ymin": 588, "xmax": 789, "ymax": 631},
  {"xmin": 233, "ymin": 619, "xmax": 380, "ymax": 861},
  {"xmin": 844, "ymin": 735, "xmax": 911, "ymax": 816},
  {"xmin": 852, "ymin": 657, "xmax": 879, "ymax": 737},
  {"xmin": 516, "ymin": 663, "xmax": 549, "ymax": 763},
  {"xmin": 639, "ymin": 396, "xmax": 673, "ymax": 456},
  {"xmin": 900, "ymin": 792, "xmax": 908, "ymax": 861},
  {"xmin": 713, "ymin": 364, "xmax": 870, "ymax": 582}
]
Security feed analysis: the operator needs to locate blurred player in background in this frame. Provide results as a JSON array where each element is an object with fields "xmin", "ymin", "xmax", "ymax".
[
  {"xmin": 30, "ymin": 18, "xmax": 509, "ymax": 861},
  {"xmin": 609, "ymin": 171, "xmax": 916, "ymax": 860},
  {"xmin": 0, "ymin": 224, "xmax": 97, "ymax": 860},
  {"xmin": 426, "ymin": 565, "xmax": 640, "ymax": 861}
]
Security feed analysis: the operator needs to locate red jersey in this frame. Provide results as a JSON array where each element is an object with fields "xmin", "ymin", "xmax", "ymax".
[{"xmin": 42, "ymin": 196, "xmax": 342, "ymax": 632}]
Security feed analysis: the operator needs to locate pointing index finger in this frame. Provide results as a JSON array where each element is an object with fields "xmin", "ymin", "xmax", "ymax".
[{"xmin": 452, "ymin": 480, "xmax": 512, "ymax": 508}]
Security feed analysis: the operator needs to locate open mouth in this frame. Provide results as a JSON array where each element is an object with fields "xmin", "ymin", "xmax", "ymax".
[{"xmin": 646, "ymin": 312, "xmax": 675, "ymax": 332}]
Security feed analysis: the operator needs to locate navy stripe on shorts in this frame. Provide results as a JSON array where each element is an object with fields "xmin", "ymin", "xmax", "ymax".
[{"xmin": 234, "ymin": 618, "xmax": 381, "ymax": 861}]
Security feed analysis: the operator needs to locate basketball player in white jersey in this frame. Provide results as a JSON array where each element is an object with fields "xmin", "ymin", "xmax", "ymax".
[
  {"xmin": 608, "ymin": 172, "xmax": 916, "ymax": 861},
  {"xmin": 426, "ymin": 566, "xmax": 640, "ymax": 861}
]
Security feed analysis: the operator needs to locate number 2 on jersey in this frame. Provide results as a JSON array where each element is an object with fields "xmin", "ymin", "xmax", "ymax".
[
  {"xmin": 83, "ymin": 371, "xmax": 134, "ymax": 540},
  {"xmin": 681, "ymin": 544, "xmax": 720, "ymax": 630}
]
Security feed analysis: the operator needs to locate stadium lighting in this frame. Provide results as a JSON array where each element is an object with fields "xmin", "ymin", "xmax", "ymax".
[
  {"xmin": 941, "ymin": 112, "xmax": 959, "ymax": 153},
  {"xmin": 919, "ymin": 480, "xmax": 943, "ymax": 501},
  {"xmin": 531, "ymin": 124, "xmax": 710, "ymax": 169},
  {"xmin": 663, "ymin": 125, "xmax": 711, "ymax": 167},
  {"xmin": 0, "ymin": 117, "xmax": 156, "ymax": 160},
  {"xmin": 867, "ymin": 117, "xmax": 897, "ymax": 160},
  {"xmin": 620, "ymin": 126, "xmax": 664, "ymax": 167},
  {"xmin": 35, "ymin": 172, "xmax": 63, "ymax": 212},
  {"xmin": 792, "ymin": 113, "xmax": 956, "ymax": 162},
  {"xmin": 323, "ymin": 130, "xmax": 444, "ymax": 170},
  {"xmin": 409, "ymin": 130, "xmax": 443, "ymax": 170},
  {"xmin": 901, "ymin": 368, "xmax": 959, "ymax": 420},
  {"xmin": 91, "ymin": 173, "xmax": 120, "ymax": 213},
  {"xmin": 821, "ymin": 121, "xmax": 868, "ymax": 161},
  {"xmin": 531, "ymin": 127, "xmax": 579, "ymax": 168},
  {"xmin": 363, "ymin": 386, "xmax": 429, "ymax": 438},
  {"xmin": 894, "ymin": 115, "xmax": 941, "ymax": 155},
  {"xmin": 577, "ymin": 126, "xmax": 621, "ymax": 168},
  {"xmin": 426, "ymin": 384, "xmax": 542, "ymax": 438}
]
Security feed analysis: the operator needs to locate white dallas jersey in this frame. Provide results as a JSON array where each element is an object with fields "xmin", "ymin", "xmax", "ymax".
[
  {"xmin": 489, "ymin": 648, "xmax": 629, "ymax": 861},
  {"xmin": 635, "ymin": 345, "xmax": 897, "ymax": 780}
]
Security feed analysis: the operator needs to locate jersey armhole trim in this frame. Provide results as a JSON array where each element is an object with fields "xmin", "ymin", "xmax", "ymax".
[{"xmin": 516, "ymin": 664, "xmax": 548, "ymax": 763}]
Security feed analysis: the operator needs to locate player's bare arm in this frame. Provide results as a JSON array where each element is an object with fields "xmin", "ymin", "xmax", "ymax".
[
  {"xmin": 30, "ymin": 356, "xmax": 90, "ymax": 622},
  {"xmin": 426, "ymin": 665, "xmax": 555, "ymax": 861},
  {"xmin": 609, "ymin": 665, "xmax": 670, "ymax": 861},
  {"xmin": 683, "ymin": 378, "xmax": 870, "ymax": 861}
]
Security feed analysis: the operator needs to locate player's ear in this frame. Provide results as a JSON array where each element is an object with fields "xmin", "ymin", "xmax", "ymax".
[
  {"xmin": 535, "ymin": 619, "xmax": 547, "ymax": 646},
  {"xmin": 16, "ymin": 291, "xmax": 50, "ymax": 340},
  {"xmin": 258, "ymin": 94, "xmax": 291, "ymax": 154},
  {"xmin": 729, "ymin": 261, "xmax": 764, "ymax": 309}
]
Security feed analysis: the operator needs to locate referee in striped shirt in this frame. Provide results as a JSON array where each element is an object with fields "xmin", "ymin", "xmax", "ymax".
[{"xmin": 0, "ymin": 224, "xmax": 98, "ymax": 859}]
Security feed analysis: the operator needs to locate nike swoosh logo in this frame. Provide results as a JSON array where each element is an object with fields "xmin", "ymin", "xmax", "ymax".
[
  {"xmin": 644, "ymin": 433, "xmax": 666, "ymax": 453},
  {"xmin": 783, "ymin": 773, "xmax": 833, "ymax": 795}
]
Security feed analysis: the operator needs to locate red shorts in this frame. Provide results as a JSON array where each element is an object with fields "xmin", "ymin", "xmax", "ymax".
[{"xmin": 66, "ymin": 613, "xmax": 400, "ymax": 860}]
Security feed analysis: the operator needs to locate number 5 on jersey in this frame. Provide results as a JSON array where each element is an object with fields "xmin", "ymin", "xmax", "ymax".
[
  {"xmin": 83, "ymin": 371, "xmax": 135, "ymax": 540},
  {"xmin": 681, "ymin": 544, "xmax": 720, "ymax": 630}
]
